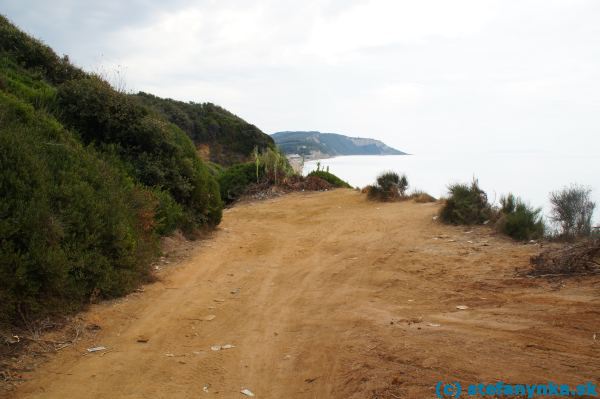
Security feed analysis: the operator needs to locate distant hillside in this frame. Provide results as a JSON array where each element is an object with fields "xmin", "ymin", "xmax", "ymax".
[
  {"xmin": 135, "ymin": 93, "xmax": 274, "ymax": 166},
  {"xmin": 272, "ymin": 131, "xmax": 406, "ymax": 159}
]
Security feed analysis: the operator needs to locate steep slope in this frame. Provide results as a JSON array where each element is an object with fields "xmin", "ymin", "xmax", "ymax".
[
  {"xmin": 0, "ymin": 14, "xmax": 266, "ymax": 328},
  {"xmin": 135, "ymin": 93, "xmax": 274, "ymax": 165},
  {"xmin": 272, "ymin": 130, "xmax": 406, "ymax": 158},
  {"xmin": 0, "ymin": 56, "xmax": 162, "ymax": 326}
]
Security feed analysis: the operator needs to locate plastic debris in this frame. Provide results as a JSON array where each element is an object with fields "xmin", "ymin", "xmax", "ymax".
[
  {"xmin": 202, "ymin": 315, "xmax": 216, "ymax": 321},
  {"xmin": 211, "ymin": 344, "xmax": 235, "ymax": 351},
  {"xmin": 87, "ymin": 346, "xmax": 107, "ymax": 353},
  {"xmin": 241, "ymin": 388, "xmax": 255, "ymax": 397},
  {"xmin": 5, "ymin": 335, "xmax": 20, "ymax": 344},
  {"xmin": 203, "ymin": 384, "xmax": 210, "ymax": 393},
  {"xmin": 456, "ymin": 305, "xmax": 469, "ymax": 310},
  {"xmin": 427, "ymin": 323, "xmax": 441, "ymax": 327},
  {"xmin": 137, "ymin": 336, "xmax": 149, "ymax": 343}
]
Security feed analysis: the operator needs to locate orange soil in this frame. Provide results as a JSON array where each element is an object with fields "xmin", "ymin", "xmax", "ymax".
[{"xmin": 7, "ymin": 190, "xmax": 600, "ymax": 398}]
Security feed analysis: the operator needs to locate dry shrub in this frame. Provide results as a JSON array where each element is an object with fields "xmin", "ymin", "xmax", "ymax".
[
  {"xmin": 529, "ymin": 238, "xmax": 600, "ymax": 276},
  {"xmin": 366, "ymin": 171, "xmax": 409, "ymax": 202},
  {"xmin": 302, "ymin": 176, "xmax": 333, "ymax": 191},
  {"xmin": 549, "ymin": 184, "xmax": 596, "ymax": 239},
  {"xmin": 411, "ymin": 192, "xmax": 437, "ymax": 203},
  {"xmin": 239, "ymin": 175, "xmax": 333, "ymax": 202},
  {"xmin": 279, "ymin": 175, "xmax": 332, "ymax": 191}
]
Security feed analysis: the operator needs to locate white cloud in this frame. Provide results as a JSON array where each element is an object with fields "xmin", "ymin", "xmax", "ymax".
[{"xmin": 4, "ymin": 0, "xmax": 600, "ymax": 155}]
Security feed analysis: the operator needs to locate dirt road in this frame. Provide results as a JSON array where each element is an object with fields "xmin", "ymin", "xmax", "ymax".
[{"xmin": 8, "ymin": 190, "xmax": 600, "ymax": 398}]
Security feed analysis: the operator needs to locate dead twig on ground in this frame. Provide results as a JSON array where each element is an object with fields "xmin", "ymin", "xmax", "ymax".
[{"xmin": 528, "ymin": 238, "xmax": 600, "ymax": 276}]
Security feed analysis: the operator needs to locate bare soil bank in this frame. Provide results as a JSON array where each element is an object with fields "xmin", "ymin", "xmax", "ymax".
[{"xmin": 6, "ymin": 190, "xmax": 600, "ymax": 398}]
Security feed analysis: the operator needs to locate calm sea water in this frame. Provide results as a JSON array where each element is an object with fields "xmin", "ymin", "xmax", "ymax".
[{"xmin": 303, "ymin": 153, "xmax": 599, "ymax": 220}]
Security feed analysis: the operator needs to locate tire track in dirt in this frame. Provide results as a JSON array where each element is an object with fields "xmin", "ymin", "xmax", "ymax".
[{"xmin": 6, "ymin": 190, "xmax": 600, "ymax": 399}]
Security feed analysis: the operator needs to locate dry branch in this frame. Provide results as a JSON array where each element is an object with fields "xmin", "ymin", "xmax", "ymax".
[{"xmin": 529, "ymin": 238, "xmax": 600, "ymax": 276}]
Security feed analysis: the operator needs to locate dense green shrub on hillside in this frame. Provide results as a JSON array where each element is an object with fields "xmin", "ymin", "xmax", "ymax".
[
  {"xmin": 0, "ymin": 91, "xmax": 158, "ymax": 326},
  {"xmin": 0, "ymin": 15, "xmax": 284, "ymax": 328},
  {"xmin": 218, "ymin": 163, "xmax": 259, "ymax": 204},
  {"xmin": 496, "ymin": 194, "xmax": 545, "ymax": 240},
  {"xmin": 0, "ymin": 58, "xmax": 58, "ymax": 113},
  {"xmin": 217, "ymin": 147, "xmax": 296, "ymax": 204},
  {"xmin": 152, "ymin": 188, "xmax": 185, "ymax": 236},
  {"xmin": 134, "ymin": 92, "xmax": 274, "ymax": 165},
  {"xmin": 366, "ymin": 171, "xmax": 408, "ymax": 201},
  {"xmin": 0, "ymin": 15, "xmax": 84, "ymax": 84},
  {"xmin": 440, "ymin": 180, "xmax": 492, "ymax": 224},
  {"xmin": 56, "ymin": 77, "xmax": 223, "ymax": 228},
  {"xmin": 307, "ymin": 170, "xmax": 351, "ymax": 188}
]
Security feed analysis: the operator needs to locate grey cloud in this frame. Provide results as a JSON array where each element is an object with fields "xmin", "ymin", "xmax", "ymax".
[{"xmin": 3, "ymin": 1, "xmax": 600, "ymax": 156}]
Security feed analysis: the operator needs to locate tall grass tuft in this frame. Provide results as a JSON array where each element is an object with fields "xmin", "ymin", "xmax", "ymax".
[{"xmin": 496, "ymin": 194, "xmax": 545, "ymax": 241}]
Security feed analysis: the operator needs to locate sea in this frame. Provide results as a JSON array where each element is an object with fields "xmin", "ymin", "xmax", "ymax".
[{"xmin": 302, "ymin": 152, "xmax": 599, "ymax": 220}]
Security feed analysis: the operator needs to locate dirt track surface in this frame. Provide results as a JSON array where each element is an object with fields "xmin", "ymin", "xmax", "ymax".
[{"xmin": 8, "ymin": 190, "xmax": 600, "ymax": 398}]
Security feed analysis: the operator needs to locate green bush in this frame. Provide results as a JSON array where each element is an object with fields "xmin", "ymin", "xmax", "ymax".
[
  {"xmin": 0, "ymin": 91, "xmax": 158, "ymax": 326},
  {"xmin": 497, "ymin": 194, "xmax": 545, "ymax": 240},
  {"xmin": 0, "ymin": 15, "xmax": 84, "ymax": 84},
  {"xmin": 134, "ymin": 92, "xmax": 275, "ymax": 165},
  {"xmin": 366, "ymin": 171, "xmax": 408, "ymax": 201},
  {"xmin": 218, "ymin": 162, "xmax": 259, "ymax": 204},
  {"xmin": 56, "ymin": 76, "xmax": 223, "ymax": 229},
  {"xmin": 217, "ymin": 147, "xmax": 300, "ymax": 204},
  {"xmin": 307, "ymin": 170, "xmax": 351, "ymax": 188},
  {"xmin": 0, "ymin": 15, "xmax": 283, "ymax": 329},
  {"xmin": 152, "ymin": 189, "xmax": 184, "ymax": 236},
  {"xmin": 440, "ymin": 179, "xmax": 492, "ymax": 224}
]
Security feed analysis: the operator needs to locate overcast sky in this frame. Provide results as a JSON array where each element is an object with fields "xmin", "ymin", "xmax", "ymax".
[{"xmin": 4, "ymin": 0, "xmax": 600, "ymax": 155}]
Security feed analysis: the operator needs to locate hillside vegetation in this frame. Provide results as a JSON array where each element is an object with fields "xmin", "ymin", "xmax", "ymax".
[
  {"xmin": 135, "ymin": 92, "xmax": 274, "ymax": 165},
  {"xmin": 0, "ymin": 15, "xmax": 268, "ymax": 327}
]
